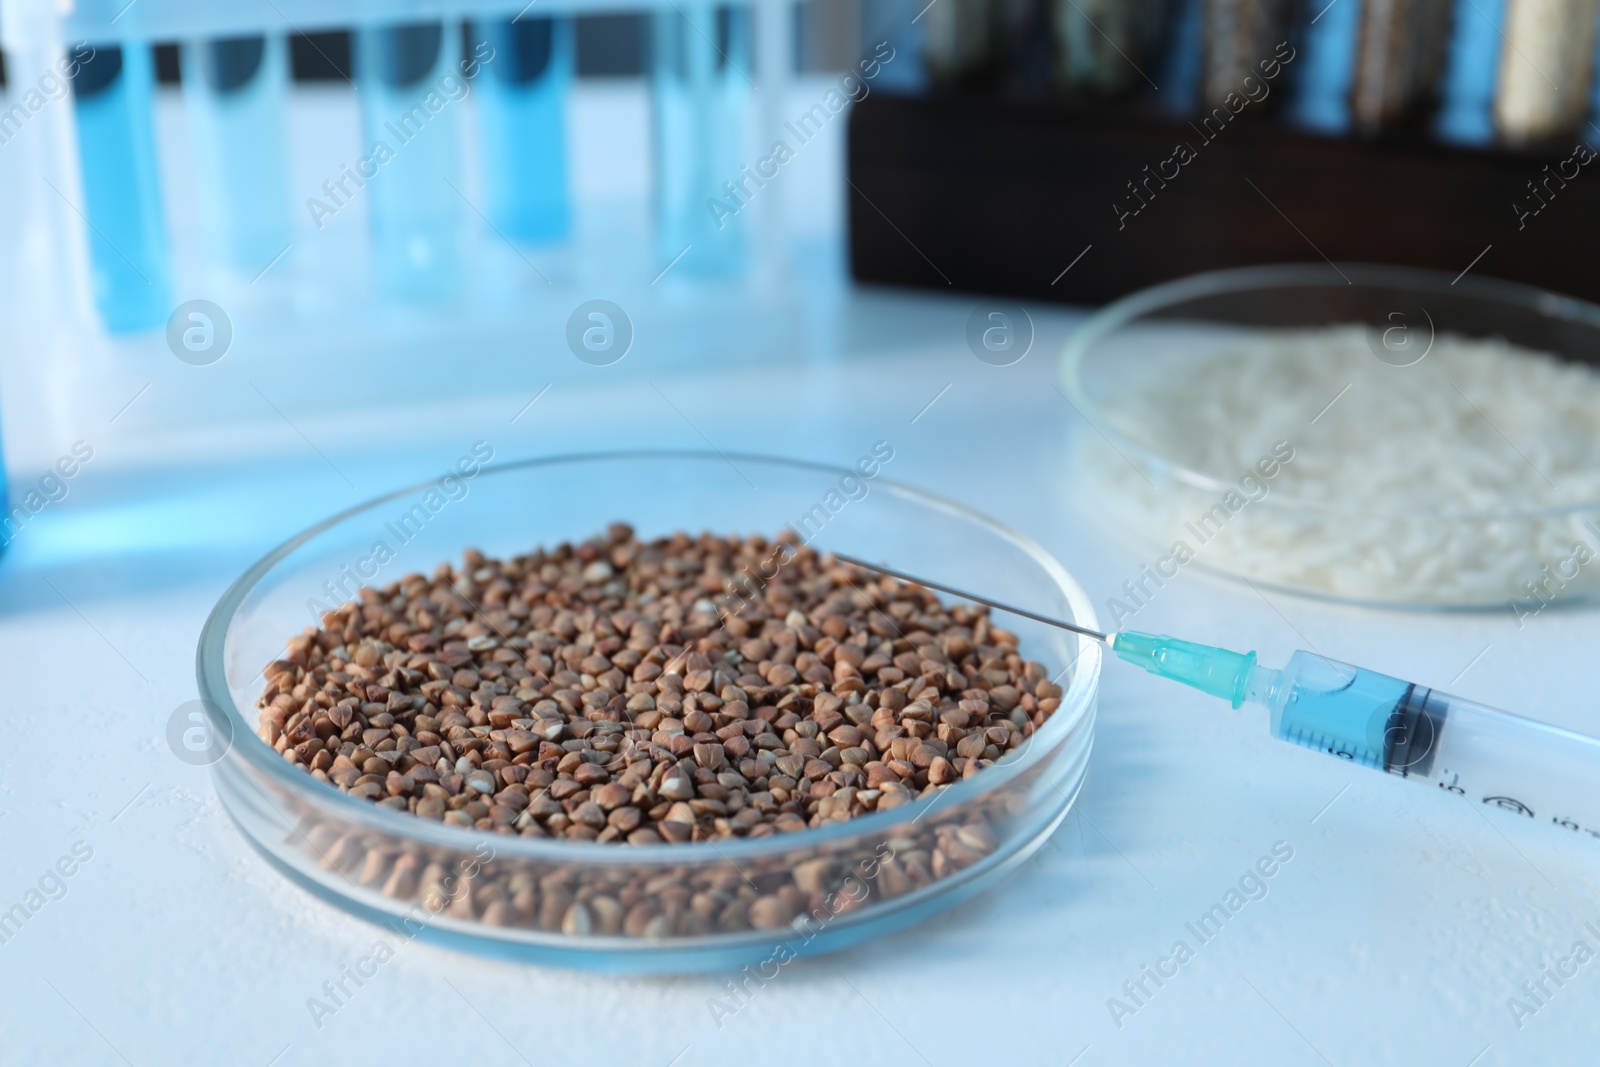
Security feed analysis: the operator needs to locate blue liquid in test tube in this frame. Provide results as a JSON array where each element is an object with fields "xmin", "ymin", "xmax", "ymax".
[
  {"xmin": 1157, "ymin": 0, "xmax": 1204, "ymax": 115},
  {"xmin": 1585, "ymin": 11, "xmax": 1600, "ymax": 145},
  {"xmin": 1284, "ymin": 0, "xmax": 1361, "ymax": 134},
  {"xmin": 860, "ymin": 0, "xmax": 927, "ymax": 92},
  {"xmin": 0, "ymin": 416, "xmax": 8, "ymax": 560},
  {"xmin": 473, "ymin": 17, "xmax": 572, "ymax": 243},
  {"xmin": 183, "ymin": 35, "xmax": 293, "ymax": 274},
  {"xmin": 69, "ymin": 43, "xmax": 173, "ymax": 333},
  {"xmin": 652, "ymin": 4, "xmax": 752, "ymax": 277},
  {"xmin": 1436, "ymin": 0, "xmax": 1506, "ymax": 144},
  {"xmin": 356, "ymin": 21, "xmax": 467, "ymax": 301}
]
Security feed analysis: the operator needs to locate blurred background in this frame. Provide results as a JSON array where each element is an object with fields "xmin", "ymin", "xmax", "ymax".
[
  {"xmin": 8, "ymin": 4, "xmax": 1600, "ymax": 1061},
  {"xmin": 1, "ymin": 0, "xmax": 1598, "ymax": 575}
]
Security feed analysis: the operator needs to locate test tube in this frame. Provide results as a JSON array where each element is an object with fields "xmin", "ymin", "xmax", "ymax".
[
  {"xmin": 1199, "ymin": 0, "xmax": 1295, "ymax": 109},
  {"xmin": 1281, "ymin": 0, "xmax": 1359, "ymax": 132},
  {"xmin": 1348, "ymin": 0, "xmax": 1454, "ymax": 131},
  {"xmin": 860, "ymin": 0, "xmax": 928, "ymax": 92},
  {"xmin": 651, "ymin": 4, "xmax": 751, "ymax": 277},
  {"xmin": 1494, "ymin": 0, "xmax": 1600, "ymax": 141},
  {"xmin": 1050, "ymin": 0, "xmax": 1165, "ymax": 97},
  {"xmin": 355, "ymin": 21, "xmax": 468, "ymax": 301},
  {"xmin": 182, "ymin": 35, "xmax": 293, "ymax": 275},
  {"xmin": 69, "ymin": 43, "xmax": 173, "ymax": 333},
  {"xmin": 1157, "ymin": 0, "xmax": 1207, "ymax": 113},
  {"xmin": 1435, "ymin": 0, "xmax": 1504, "ymax": 142},
  {"xmin": 472, "ymin": 17, "xmax": 573, "ymax": 244},
  {"xmin": 921, "ymin": 0, "xmax": 997, "ymax": 87},
  {"xmin": 1590, "ymin": 31, "xmax": 1600, "ymax": 143}
]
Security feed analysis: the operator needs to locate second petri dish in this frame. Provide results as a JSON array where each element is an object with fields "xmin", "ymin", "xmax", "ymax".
[{"xmin": 1061, "ymin": 263, "xmax": 1600, "ymax": 608}]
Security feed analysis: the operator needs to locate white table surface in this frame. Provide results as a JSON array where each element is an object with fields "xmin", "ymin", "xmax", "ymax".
[{"xmin": 3, "ymin": 288, "xmax": 1597, "ymax": 1067}]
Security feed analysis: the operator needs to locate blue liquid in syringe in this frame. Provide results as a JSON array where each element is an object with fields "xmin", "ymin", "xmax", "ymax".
[{"xmin": 1112, "ymin": 632, "xmax": 1600, "ymax": 841}]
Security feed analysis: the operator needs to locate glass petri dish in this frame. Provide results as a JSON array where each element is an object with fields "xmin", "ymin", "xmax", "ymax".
[
  {"xmin": 197, "ymin": 452, "xmax": 1101, "ymax": 972},
  {"xmin": 1060, "ymin": 263, "xmax": 1600, "ymax": 608}
]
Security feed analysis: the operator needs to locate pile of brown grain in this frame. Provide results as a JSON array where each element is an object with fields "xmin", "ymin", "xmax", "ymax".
[{"xmin": 257, "ymin": 525, "xmax": 1060, "ymax": 843}]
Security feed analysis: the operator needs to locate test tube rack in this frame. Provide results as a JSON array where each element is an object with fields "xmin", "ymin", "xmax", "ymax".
[
  {"xmin": 0, "ymin": 0, "xmax": 876, "ymax": 465},
  {"xmin": 847, "ymin": 90, "xmax": 1600, "ymax": 306}
]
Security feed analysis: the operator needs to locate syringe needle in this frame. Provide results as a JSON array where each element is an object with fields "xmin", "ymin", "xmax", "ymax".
[
  {"xmin": 832, "ymin": 555, "xmax": 1600, "ymax": 846},
  {"xmin": 827, "ymin": 551, "xmax": 1112, "ymax": 643},
  {"xmin": 827, "ymin": 553, "xmax": 1244, "ymax": 701}
]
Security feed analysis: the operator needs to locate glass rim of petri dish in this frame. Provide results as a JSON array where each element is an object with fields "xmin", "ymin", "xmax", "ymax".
[
  {"xmin": 1061, "ymin": 261, "xmax": 1600, "ymax": 523},
  {"xmin": 196, "ymin": 449, "xmax": 1103, "ymax": 870}
]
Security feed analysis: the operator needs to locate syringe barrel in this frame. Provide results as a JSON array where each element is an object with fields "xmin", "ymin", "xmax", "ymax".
[{"xmin": 1269, "ymin": 651, "xmax": 1600, "ymax": 837}]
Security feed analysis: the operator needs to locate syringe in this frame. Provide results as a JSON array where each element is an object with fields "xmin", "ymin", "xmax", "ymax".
[{"xmin": 832, "ymin": 552, "xmax": 1600, "ymax": 841}]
